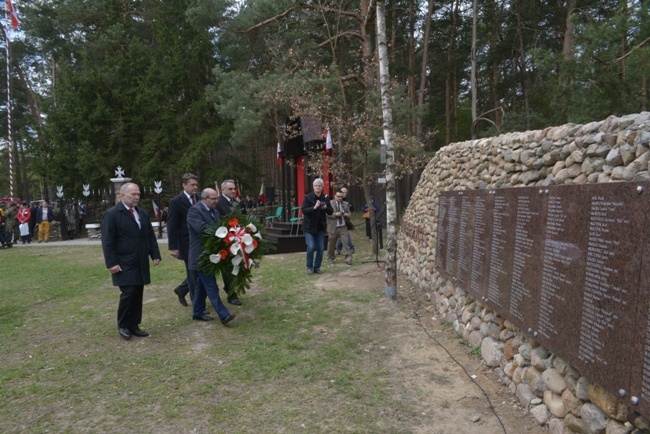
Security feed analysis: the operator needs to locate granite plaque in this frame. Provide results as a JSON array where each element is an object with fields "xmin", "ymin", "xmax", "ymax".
[
  {"xmin": 507, "ymin": 189, "xmax": 544, "ymax": 332},
  {"xmin": 535, "ymin": 187, "xmax": 588, "ymax": 360},
  {"xmin": 486, "ymin": 190, "xmax": 516, "ymax": 311},
  {"xmin": 454, "ymin": 191, "xmax": 475, "ymax": 287},
  {"xmin": 468, "ymin": 192, "xmax": 493, "ymax": 300}
]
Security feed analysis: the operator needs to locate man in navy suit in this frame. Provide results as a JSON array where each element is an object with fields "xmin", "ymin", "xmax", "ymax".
[
  {"xmin": 187, "ymin": 188, "xmax": 235, "ymax": 325},
  {"xmin": 167, "ymin": 173, "xmax": 199, "ymax": 306},
  {"xmin": 101, "ymin": 183, "xmax": 161, "ymax": 340},
  {"xmin": 215, "ymin": 179, "xmax": 244, "ymax": 306}
]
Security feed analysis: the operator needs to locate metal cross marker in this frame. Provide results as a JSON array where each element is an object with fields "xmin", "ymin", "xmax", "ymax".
[{"xmin": 115, "ymin": 166, "xmax": 125, "ymax": 178}]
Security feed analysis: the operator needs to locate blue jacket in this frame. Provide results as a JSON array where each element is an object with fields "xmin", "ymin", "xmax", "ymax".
[
  {"xmin": 36, "ymin": 206, "xmax": 54, "ymax": 224},
  {"xmin": 187, "ymin": 202, "xmax": 220, "ymax": 271}
]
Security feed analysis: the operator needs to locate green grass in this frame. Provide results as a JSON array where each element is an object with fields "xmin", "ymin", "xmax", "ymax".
[{"xmin": 0, "ymin": 221, "xmax": 410, "ymax": 433}]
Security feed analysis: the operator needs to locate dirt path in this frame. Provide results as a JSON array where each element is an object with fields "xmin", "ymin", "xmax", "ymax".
[{"xmin": 316, "ymin": 263, "xmax": 546, "ymax": 434}]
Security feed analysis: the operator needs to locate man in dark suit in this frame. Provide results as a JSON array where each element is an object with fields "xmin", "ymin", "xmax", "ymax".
[
  {"xmin": 101, "ymin": 183, "xmax": 161, "ymax": 341},
  {"xmin": 215, "ymin": 179, "xmax": 244, "ymax": 306},
  {"xmin": 187, "ymin": 188, "xmax": 235, "ymax": 325},
  {"xmin": 167, "ymin": 173, "xmax": 199, "ymax": 306}
]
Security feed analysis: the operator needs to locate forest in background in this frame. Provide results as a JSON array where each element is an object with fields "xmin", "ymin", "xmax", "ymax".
[{"xmin": 0, "ymin": 0, "xmax": 647, "ymax": 203}]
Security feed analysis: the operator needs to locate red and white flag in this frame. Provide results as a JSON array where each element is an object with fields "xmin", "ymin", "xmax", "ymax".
[
  {"xmin": 151, "ymin": 199, "xmax": 161, "ymax": 220},
  {"xmin": 258, "ymin": 181, "xmax": 266, "ymax": 205},
  {"xmin": 276, "ymin": 142, "xmax": 282, "ymax": 164},
  {"xmin": 325, "ymin": 130, "xmax": 333, "ymax": 150},
  {"xmin": 6, "ymin": 0, "xmax": 20, "ymax": 29}
]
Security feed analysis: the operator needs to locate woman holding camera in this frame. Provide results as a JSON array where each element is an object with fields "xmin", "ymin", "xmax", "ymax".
[{"xmin": 301, "ymin": 178, "xmax": 333, "ymax": 275}]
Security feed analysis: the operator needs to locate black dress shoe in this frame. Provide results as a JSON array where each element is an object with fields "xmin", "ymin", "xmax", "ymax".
[
  {"xmin": 193, "ymin": 314, "xmax": 215, "ymax": 321},
  {"xmin": 174, "ymin": 287, "xmax": 188, "ymax": 306},
  {"xmin": 221, "ymin": 314, "xmax": 236, "ymax": 325},
  {"xmin": 227, "ymin": 296, "xmax": 242, "ymax": 306},
  {"xmin": 118, "ymin": 327, "xmax": 132, "ymax": 340},
  {"xmin": 130, "ymin": 327, "xmax": 149, "ymax": 337}
]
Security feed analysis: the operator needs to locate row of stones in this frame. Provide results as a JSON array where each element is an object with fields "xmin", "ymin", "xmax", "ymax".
[
  {"xmin": 397, "ymin": 113, "xmax": 650, "ymax": 301},
  {"xmin": 397, "ymin": 112, "xmax": 650, "ymax": 433},
  {"xmin": 434, "ymin": 275, "xmax": 649, "ymax": 434}
]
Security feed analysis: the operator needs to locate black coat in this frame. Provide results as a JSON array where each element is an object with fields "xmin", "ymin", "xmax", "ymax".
[
  {"xmin": 187, "ymin": 202, "xmax": 220, "ymax": 271},
  {"xmin": 167, "ymin": 192, "xmax": 197, "ymax": 261},
  {"xmin": 101, "ymin": 202, "xmax": 161, "ymax": 286},
  {"xmin": 215, "ymin": 195, "xmax": 245, "ymax": 217},
  {"xmin": 301, "ymin": 192, "xmax": 333, "ymax": 234}
]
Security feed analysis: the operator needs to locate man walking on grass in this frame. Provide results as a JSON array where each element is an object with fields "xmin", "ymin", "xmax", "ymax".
[
  {"xmin": 167, "ymin": 173, "xmax": 199, "ymax": 307},
  {"xmin": 101, "ymin": 183, "xmax": 161, "ymax": 341}
]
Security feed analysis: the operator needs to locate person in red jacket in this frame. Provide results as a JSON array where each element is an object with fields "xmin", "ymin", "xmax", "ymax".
[{"xmin": 16, "ymin": 202, "xmax": 32, "ymax": 244}]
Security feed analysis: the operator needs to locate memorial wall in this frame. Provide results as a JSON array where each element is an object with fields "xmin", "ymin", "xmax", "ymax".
[
  {"xmin": 397, "ymin": 112, "xmax": 650, "ymax": 431},
  {"xmin": 435, "ymin": 182, "xmax": 650, "ymax": 416}
]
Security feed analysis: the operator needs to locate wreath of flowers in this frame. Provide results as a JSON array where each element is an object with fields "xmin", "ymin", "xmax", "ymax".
[{"xmin": 199, "ymin": 211, "xmax": 274, "ymax": 297}]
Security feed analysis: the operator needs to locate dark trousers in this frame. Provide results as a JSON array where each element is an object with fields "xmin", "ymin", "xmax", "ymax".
[
  {"xmin": 175, "ymin": 260, "xmax": 195, "ymax": 303},
  {"xmin": 117, "ymin": 285, "xmax": 144, "ymax": 329},
  {"xmin": 190, "ymin": 270, "xmax": 230, "ymax": 321},
  {"xmin": 222, "ymin": 273, "xmax": 233, "ymax": 299}
]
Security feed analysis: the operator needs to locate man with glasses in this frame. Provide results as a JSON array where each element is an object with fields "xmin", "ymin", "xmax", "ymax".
[
  {"xmin": 167, "ymin": 173, "xmax": 199, "ymax": 307},
  {"xmin": 215, "ymin": 179, "xmax": 244, "ymax": 306},
  {"xmin": 187, "ymin": 188, "xmax": 235, "ymax": 325}
]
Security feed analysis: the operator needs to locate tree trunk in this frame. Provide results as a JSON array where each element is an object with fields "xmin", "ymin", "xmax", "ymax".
[
  {"xmin": 376, "ymin": 0, "xmax": 397, "ymax": 298},
  {"xmin": 516, "ymin": 1, "xmax": 530, "ymax": 129},
  {"xmin": 417, "ymin": 0, "xmax": 435, "ymax": 138},
  {"xmin": 446, "ymin": 0, "xmax": 459, "ymax": 145},
  {"xmin": 407, "ymin": 0, "xmax": 416, "ymax": 134},
  {"xmin": 471, "ymin": 0, "xmax": 478, "ymax": 139},
  {"xmin": 559, "ymin": 0, "xmax": 576, "ymax": 91}
]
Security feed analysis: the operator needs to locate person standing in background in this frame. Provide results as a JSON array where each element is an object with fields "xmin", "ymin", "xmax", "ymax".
[
  {"xmin": 5, "ymin": 203, "xmax": 18, "ymax": 244},
  {"xmin": 327, "ymin": 190, "xmax": 353, "ymax": 265},
  {"xmin": 16, "ymin": 202, "xmax": 32, "ymax": 244},
  {"xmin": 337, "ymin": 187, "xmax": 355, "ymax": 255},
  {"xmin": 29, "ymin": 202, "xmax": 39, "ymax": 240},
  {"xmin": 36, "ymin": 201, "xmax": 54, "ymax": 243},
  {"xmin": 301, "ymin": 178, "xmax": 333, "ymax": 275}
]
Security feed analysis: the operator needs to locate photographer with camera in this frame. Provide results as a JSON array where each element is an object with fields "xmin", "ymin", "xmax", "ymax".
[{"xmin": 301, "ymin": 178, "xmax": 333, "ymax": 275}]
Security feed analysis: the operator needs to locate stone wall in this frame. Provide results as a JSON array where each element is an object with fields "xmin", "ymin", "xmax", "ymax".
[{"xmin": 397, "ymin": 112, "xmax": 650, "ymax": 434}]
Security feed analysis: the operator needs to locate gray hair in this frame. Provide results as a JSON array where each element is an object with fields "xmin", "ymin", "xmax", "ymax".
[
  {"xmin": 120, "ymin": 182, "xmax": 138, "ymax": 194},
  {"xmin": 313, "ymin": 178, "xmax": 324, "ymax": 186},
  {"xmin": 221, "ymin": 179, "xmax": 235, "ymax": 190}
]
